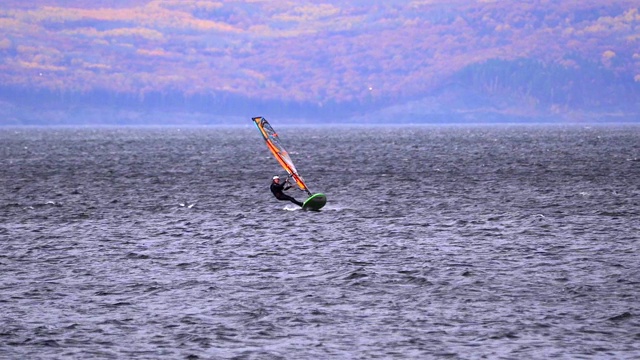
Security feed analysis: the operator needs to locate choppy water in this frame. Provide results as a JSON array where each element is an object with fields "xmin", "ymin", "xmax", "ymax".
[{"xmin": 1, "ymin": 124, "xmax": 639, "ymax": 359}]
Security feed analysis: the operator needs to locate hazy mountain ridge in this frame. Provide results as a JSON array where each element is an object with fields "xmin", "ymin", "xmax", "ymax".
[{"xmin": 1, "ymin": 0, "xmax": 638, "ymax": 124}]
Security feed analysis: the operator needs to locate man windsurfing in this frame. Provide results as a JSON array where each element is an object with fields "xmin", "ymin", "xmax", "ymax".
[{"xmin": 270, "ymin": 175, "xmax": 303, "ymax": 207}]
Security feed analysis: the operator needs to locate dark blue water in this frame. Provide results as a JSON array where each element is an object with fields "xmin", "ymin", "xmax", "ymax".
[{"xmin": 1, "ymin": 125, "xmax": 639, "ymax": 359}]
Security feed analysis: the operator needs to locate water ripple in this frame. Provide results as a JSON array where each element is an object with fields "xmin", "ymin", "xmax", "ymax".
[{"xmin": 1, "ymin": 126, "xmax": 639, "ymax": 359}]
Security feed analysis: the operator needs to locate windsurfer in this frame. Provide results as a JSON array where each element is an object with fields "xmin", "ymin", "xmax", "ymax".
[{"xmin": 270, "ymin": 176, "xmax": 303, "ymax": 207}]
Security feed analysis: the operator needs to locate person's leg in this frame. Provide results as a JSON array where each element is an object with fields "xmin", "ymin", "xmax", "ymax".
[{"xmin": 280, "ymin": 194, "xmax": 303, "ymax": 207}]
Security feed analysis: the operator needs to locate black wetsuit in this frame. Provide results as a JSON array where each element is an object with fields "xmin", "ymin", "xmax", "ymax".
[{"xmin": 270, "ymin": 181, "xmax": 303, "ymax": 206}]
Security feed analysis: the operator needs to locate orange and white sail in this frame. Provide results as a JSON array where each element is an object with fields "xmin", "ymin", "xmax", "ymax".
[{"xmin": 252, "ymin": 116, "xmax": 311, "ymax": 195}]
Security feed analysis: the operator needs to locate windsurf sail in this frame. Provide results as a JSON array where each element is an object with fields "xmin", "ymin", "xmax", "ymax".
[{"xmin": 252, "ymin": 116, "xmax": 312, "ymax": 196}]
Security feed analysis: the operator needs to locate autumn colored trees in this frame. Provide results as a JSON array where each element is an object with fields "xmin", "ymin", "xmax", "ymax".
[{"xmin": 0, "ymin": 0, "xmax": 638, "ymax": 123}]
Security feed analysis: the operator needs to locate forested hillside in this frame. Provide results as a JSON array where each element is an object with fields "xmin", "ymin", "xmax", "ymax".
[{"xmin": 1, "ymin": 0, "xmax": 638, "ymax": 124}]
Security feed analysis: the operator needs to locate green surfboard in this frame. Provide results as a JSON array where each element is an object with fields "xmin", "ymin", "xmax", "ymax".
[{"xmin": 302, "ymin": 193, "xmax": 327, "ymax": 211}]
